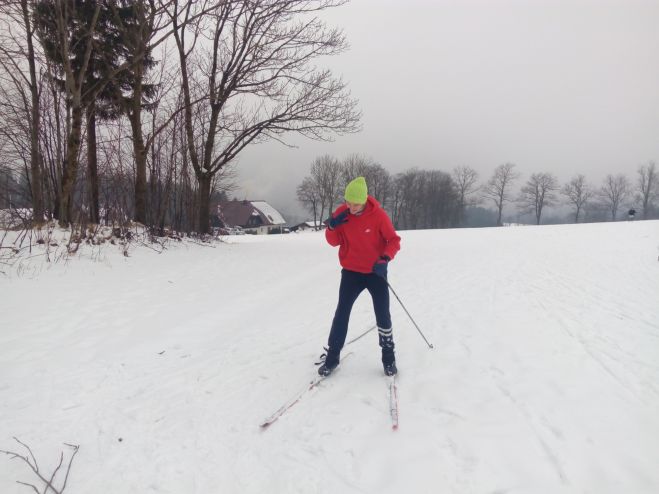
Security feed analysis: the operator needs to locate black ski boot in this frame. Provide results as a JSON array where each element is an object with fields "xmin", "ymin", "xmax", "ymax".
[
  {"xmin": 383, "ymin": 361, "xmax": 398, "ymax": 376},
  {"xmin": 378, "ymin": 327, "xmax": 397, "ymax": 376},
  {"xmin": 316, "ymin": 347, "xmax": 340, "ymax": 377}
]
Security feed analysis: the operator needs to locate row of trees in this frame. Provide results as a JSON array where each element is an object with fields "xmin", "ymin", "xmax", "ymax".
[
  {"xmin": 296, "ymin": 155, "xmax": 479, "ymax": 230},
  {"xmin": 483, "ymin": 162, "xmax": 658, "ymax": 225},
  {"xmin": 0, "ymin": 0, "xmax": 359, "ymax": 233},
  {"xmin": 297, "ymin": 157, "xmax": 659, "ymax": 229}
]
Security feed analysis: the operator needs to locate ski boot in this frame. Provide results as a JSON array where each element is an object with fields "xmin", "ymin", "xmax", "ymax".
[{"xmin": 316, "ymin": 347, "xmax": 340, "ymax": 377}]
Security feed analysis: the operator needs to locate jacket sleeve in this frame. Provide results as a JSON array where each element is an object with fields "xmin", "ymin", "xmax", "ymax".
[
  {"xmin": 325, "ymin": 208, "xmax": 344, "ymax": 246},
  {"xmin": 325, "ymin": 225, "xmax": 342, "ymax": 246},
  {"xmin": 380, "ymin": 212, "xmax": 401, "ymax": 260}
]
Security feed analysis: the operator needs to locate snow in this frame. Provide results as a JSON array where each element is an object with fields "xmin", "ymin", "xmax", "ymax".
[
  {"xmin": 1, "ymin": 221, "xmax": 659, "ymax": 493},
  {"xmin": 251, "ymin": 201, "xmax": 286, "ymax": 225}
]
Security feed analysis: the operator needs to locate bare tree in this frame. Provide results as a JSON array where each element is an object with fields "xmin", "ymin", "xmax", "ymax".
[
  {"xmin": 39, "ymin": 71, "xmax": 67, "ymax": 219},
  {"xmin": 389, "ymin": 169, "xmax": 458, "ymax": 230},
  {"xmin": 341, "ymin": 153, "xmax": 372, "ymax": 182},
  {"xmin": 0, "ymin": 0, "xmax": 45, "ymax": 224},
  {"xmin": 299, "ymin": 163, "xmax": 464, "ymax": 230},
  {"xmin": 421, "ymin": 169, "xmax": 458, "ymax": 229},
  {"xmin": 367, "ymin": 164, "xmax": 391, "ymax": 208},
  {"xmin": 167, "ymin": 0, "xmax": 360, "ymax": 234},
  {"xmin": 561, "ymin": 174, "xmax": 593, "ymax": 223},
  {"xmin": 97, "ymin": 118, "xmax": 134, "ymax": 226},
  {"xmin": 390, "ymin": 169, "xmax": 422, "ymax": 230},
  {"xmin": 452, "ymin": 165, "xmax": 480, "ymax": 226},
  {"xmin": 636, "ymin": 161, "xmax": 658, "ymax": 219},
  {"xmin": 296, "ymin": 155, "xmax": 342, "ymax": 227},
  {"xmin": 517, "ymin": 172, "xmax": 558, "ymax": 225},
  {"xmin": 0, "ymin": 79, "xmax": 31, "ymax": 209},
  {"xmin": 107, "ymin": 0, "xmax": 192, "ymax": 227},
  {"xmin": 296, "ymin": 176, "xmax": 319, "ymax": 226},
  {"xmin": 0, "ymin": 164, "xmax": 31, "ymax": 211},
  {"xmin": 482, "ymin": 162, "xmax": 520, "ymax": 226},
  {"xmin": 1, "ymin": 438, "xmax": 79, "ymax": 494},
  {"xmin": 388, "ymin": 173, "xmax": 405, "ymax": 228},
  {"xmin": 340, "ymin": 154, "xmax": 390, "ymax": 206},
  {"xmin": 312, "ymin": 155, "xmax": 342, "ymax": 221},
  {"xmin": 600, "ymin": 174, "xmax": 630, "ymax": 221}
]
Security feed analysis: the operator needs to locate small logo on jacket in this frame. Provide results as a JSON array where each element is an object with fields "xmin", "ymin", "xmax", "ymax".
[{"xmin": 365, "ymin": 228, "xmax": 372, "ymax": 233}]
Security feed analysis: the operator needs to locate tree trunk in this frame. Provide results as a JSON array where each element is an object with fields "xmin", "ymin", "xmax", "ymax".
[
  {"xmin": 22, "ymin": 0, "xmax": 44, "ymax": 224},
  {"xmin": 86, "ymin": 106, "xmax": 100, "ymax": 224},
  {"xmin": 129, "ymin": 59, "xmax": 147, "ymax": 225},
  {"xmin": 131, "ymin": 112, "xmax": 148, "ymax": 225},
  {"xmin": 60, "ymin": 103, "xmax": 84, "ymax": 226},
  {"xmin": 198, "ymin": 174, "xmax": 212, "ymax": 234},
  {"xmin": 51, "ymin": 2, "xmax": 100, "ymax": 227}
]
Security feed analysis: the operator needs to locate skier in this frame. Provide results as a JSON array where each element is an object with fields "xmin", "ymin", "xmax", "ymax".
[{"xmin": 317, "ymin": 176, "xmax": 401, "ymax": 377}]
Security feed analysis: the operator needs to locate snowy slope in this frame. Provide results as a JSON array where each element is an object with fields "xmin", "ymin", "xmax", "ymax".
[{"xmin": 1, "ymin": 221, "xmax": 659, "ymax": 493}]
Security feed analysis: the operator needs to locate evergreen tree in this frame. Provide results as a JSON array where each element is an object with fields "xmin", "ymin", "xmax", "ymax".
[
  {"xmin": 34, "ymin": 0, "xmax": 155, "ymax": 225},
  {"xmin": 107, "ymin": 0, "xmax": 158, "ymax": 226},
  {"xmin": 34, "ymin": 0, "xmax": 105, "ymax": 225}
]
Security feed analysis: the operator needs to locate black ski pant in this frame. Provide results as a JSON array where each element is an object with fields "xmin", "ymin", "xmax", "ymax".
[{"xmin": 326, "ymin": 269, "xmax": 395, "ymax": 365}]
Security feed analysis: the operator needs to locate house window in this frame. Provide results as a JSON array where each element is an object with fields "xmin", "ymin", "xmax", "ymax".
[{"xmin": 247, "ymin": 215, "xmax": 263, "ymax": 227}]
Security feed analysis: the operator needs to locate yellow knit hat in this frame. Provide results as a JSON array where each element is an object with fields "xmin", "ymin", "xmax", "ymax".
[{"xmin": 344, "ymin": 177, "xmax": 368, "ymax": 204}]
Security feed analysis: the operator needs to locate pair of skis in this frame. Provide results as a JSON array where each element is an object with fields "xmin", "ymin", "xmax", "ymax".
[{"xmin": 259, "ymin": 354, "xmax": 399, "ymax": 430}]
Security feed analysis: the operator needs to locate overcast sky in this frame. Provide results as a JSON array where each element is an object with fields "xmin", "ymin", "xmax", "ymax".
[{"xmin": 235, "ymin": 0, "xmax": 659, "ymax": 220}]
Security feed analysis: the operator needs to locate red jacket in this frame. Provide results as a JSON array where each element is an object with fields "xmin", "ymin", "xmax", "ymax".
[{"xmin": 325, "ymin": 196, "xmax": 401, "ymax": 274}]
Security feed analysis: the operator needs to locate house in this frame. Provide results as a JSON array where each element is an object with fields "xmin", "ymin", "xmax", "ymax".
[
  {"xmin": 214, "ymin": 199, "xmax": 286, "ymax": 235},
  {"xmin": 290, "ymin": 220, "xmax": 325, "ymax": 232}
]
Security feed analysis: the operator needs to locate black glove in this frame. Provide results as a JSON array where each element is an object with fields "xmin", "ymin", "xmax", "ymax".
[
  {"xmin": 325, "ymin": 209, "xmax": 349, "ymax": 230},
  {"xmin": 372, "ymin": 255, "xmax": 390, "ymax": 278}
]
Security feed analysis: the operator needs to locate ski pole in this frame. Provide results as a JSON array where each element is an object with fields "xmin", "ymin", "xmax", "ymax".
[
  {"xmin": 386, "ymin": 280, "xmax": 434, "ymax": 349},
  {"xmin": 346, "ymin": 324, "xmax": 377, "ymax": 346}
]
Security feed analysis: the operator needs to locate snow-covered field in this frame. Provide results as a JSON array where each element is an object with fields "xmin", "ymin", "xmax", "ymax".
[{"xmin": 1, "ymin": 221, "xmax": 659, "ymax": 493}]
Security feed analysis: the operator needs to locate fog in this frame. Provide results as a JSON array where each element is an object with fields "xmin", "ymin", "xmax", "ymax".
[{"xmin": 233, "ymin": 0, "xmax": 659, "ymax": 222}]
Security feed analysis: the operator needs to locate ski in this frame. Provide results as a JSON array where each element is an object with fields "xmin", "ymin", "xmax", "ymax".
[
  {"xmin": 260, "ymin": 353, "xmax": 353, "ymax": 429},
  {"xmin": 388, "ymin": 374, "xmax": 399, "ymax": 430}
]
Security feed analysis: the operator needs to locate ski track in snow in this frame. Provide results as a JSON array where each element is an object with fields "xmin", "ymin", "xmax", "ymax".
[{"xmin": 1, "ymin": 221, "xmax": 659, "ymax": 493}]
